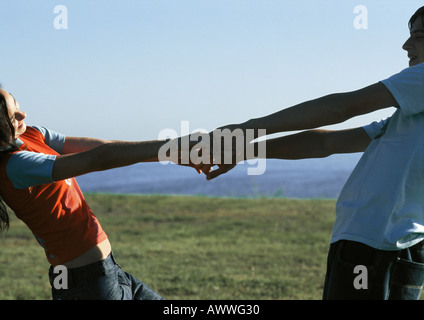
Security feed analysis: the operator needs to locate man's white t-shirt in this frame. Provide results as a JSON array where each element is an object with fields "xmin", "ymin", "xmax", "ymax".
[{"xmin": 332, "ymin": 62, "xmax": 424, "ymax": 250}]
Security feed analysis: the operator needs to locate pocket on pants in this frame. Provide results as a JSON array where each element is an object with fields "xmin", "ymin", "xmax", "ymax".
[
  {"xmin": 117, "ymin": 268, "xmax": 133, "ymax": 300},
  {"xmin": 325, "ymin": 245, "xmax": 374, "ymax": 299},
  {"xmin": 85, "ymin": 267, "xmax": 121, "ymax": 300},
  {"xmin": 389, "ymin": 258, "xmax": 424, "ymax": 300}
]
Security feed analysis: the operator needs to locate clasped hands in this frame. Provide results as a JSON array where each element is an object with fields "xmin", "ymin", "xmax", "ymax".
[{"xmin": 170, "ymin": 125, "xmax": 261, "ymax": 180}]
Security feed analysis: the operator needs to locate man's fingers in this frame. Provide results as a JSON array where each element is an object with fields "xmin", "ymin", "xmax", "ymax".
[
  {"xmin": 206, "ymin": 164, "xmax": 236, "ymax": 180},
  {"xmin": 206, "ymin": 169, "xmax": 223, "ymax": 180}
]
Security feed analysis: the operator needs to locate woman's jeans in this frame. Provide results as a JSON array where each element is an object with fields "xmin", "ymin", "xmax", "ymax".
[
  {"xmin": 323, "ymin": 240, "xmax": 424, "ymax": 300},
  {"xmin": 48, "ymin": 252, "xmax": 164, "ymax": 300}
]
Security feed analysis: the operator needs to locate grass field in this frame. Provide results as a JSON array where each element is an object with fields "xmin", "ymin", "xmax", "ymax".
[{"xmin": 0, "ymin": 193, "xmax": 337, "ymax": 300}]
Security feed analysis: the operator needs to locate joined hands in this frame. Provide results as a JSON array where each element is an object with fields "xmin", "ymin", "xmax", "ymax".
[{"xmin": 172, "ymin": 124, "xmax": 262, "ymax": 180}]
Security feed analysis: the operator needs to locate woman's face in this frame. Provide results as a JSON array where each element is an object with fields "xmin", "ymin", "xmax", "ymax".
[{"xmin": 0, "ymin": 89, "xmax": 26, "ymax": 140}]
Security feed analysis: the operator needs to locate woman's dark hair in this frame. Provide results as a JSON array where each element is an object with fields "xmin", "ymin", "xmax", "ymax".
[
  {"xmin": 0, "ymin": 88, "xmax": 19, "ymax": 233},
  {"xmin": 409, "ymin": 6, "xmax": 424, "ymax": 30}
]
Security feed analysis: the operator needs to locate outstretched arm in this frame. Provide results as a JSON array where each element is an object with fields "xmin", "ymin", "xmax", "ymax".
[
  {"xmin": 232, "ymin": 82, "xmax": 397, "ymax": 138},
  {"xmin": 52, "ymin": 140, "xmax": 168, "ymax": 181},
  {"xmin": 61, "ymin": 136, "xmax": 114, "ymax": 154},
  {"xmin": 205, "ymin": 127, "xmax": 371, "ymax": 180},
  {"xmin": 262, "ymin": 127, "xmax": 371, "ymax": 160},
  {"xmin": 202, "ymin": 82, "xmax": 396, "ymax": 179},
  {"xmin": 53, "ymin": 137, "xmax": 201, "ymax": 182}
]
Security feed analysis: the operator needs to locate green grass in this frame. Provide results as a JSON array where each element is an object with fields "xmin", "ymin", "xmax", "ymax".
[{"xmin": 0, "ymin": 194, "xmax": 337, "ymax": 300}]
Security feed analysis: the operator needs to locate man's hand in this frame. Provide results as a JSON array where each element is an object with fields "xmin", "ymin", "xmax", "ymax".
[{"xmin": 194, "ymin": 126, "xmax": 247, "ymax": 180}]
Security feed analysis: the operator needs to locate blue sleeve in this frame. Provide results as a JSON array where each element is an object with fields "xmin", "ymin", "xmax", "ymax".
[
  {"xmin": 6, "ymin": 151, "xmax": 56, "ymax": 189},
  {"xmin": 362, "ymin": 117, "xmax": 391, "ymax": 139},
  {"xmin": 380, "ymin": 63, "xmax": 424, "ymax": 116},
  {"xmin": 32, "ymin": 126, "xmax": 66, "ymax": 154}
]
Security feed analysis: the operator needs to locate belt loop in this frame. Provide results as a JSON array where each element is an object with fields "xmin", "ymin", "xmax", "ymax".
[
  {"xmin": 338, "ymin": 240, "xmax": 345, "ymax": 252},
  {"xmin": 109, "ymin": 251, "xmax": 120, "ymax": 268}
]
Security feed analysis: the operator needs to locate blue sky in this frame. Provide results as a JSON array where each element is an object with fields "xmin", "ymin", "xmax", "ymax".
[{"xmin": 0, "ymin": 0, "xmax": 422, "ymax": 141}]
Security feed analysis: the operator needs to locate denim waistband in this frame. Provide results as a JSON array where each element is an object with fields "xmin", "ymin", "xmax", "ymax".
[{"xmin": 48, "ymin": 252, "xmax": 118, "ymax": 288}]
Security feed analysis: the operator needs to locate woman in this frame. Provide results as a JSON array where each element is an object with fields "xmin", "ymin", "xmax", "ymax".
[{"xmin": 0, "ymin": 87, "xmax": 199, "ymax": 300}]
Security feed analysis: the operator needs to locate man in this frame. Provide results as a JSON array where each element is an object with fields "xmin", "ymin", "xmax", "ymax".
[{"xmin": 199, "ymin": 7, "xmax": 424, "ymax": 299}]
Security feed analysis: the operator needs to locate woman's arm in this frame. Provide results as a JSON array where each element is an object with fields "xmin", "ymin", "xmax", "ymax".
[
  {"xmin": 52, "ymin": 135, "xmax": 203, "ymax": 182},
  {"xmin": 61, "ymin": 136, "xmax": 114, "ymax": 154},
  {"xmin": 52, "ymin": 140, "xmax": 169, "ymax": 181}
]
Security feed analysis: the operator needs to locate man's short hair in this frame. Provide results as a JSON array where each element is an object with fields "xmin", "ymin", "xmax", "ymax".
[{"xmin": 409, "ymin": 6, "xmax": 424, "ymax": 30}]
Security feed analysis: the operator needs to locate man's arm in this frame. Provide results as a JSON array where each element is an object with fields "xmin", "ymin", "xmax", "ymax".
[
  {"xmin": 203, "ymin": 82, "xmax": 394, "ymax": 179},
  {"xmin": 262, "ymin": 127, "xmax": 371, "ymax": 160},
  {"xmin": 235, "ymin": 82, "xmax": 397, "ymax": 136},
  {"xmin": 205, "ymin": 127, "xmax": 372, "ymax": 180}
]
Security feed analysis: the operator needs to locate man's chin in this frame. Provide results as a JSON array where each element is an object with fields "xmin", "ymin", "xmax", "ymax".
[{"xmin": 409, "ymin": 58, "xmax": 423, "ymax": 67}]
